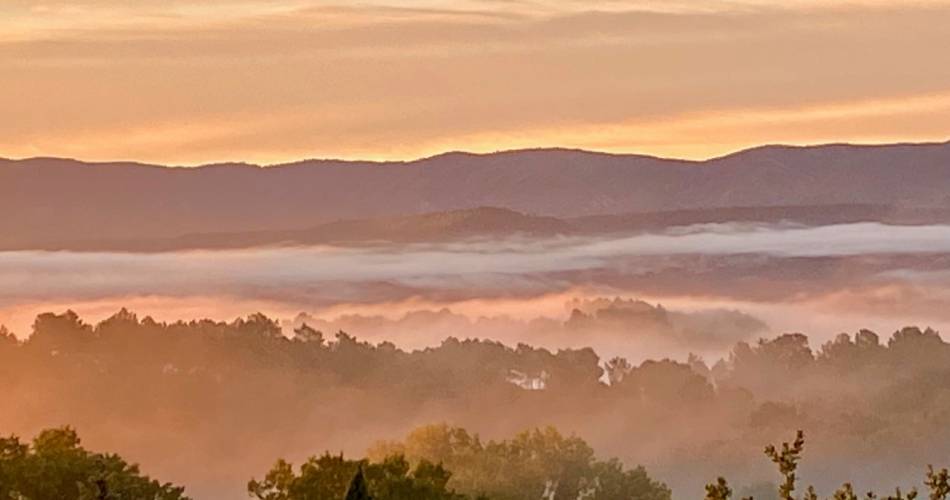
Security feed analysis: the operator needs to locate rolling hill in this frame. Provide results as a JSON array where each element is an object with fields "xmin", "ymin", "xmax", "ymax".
[{"xmin": 3, "ymin": 142, "xmax": 950, "ymax": 250}]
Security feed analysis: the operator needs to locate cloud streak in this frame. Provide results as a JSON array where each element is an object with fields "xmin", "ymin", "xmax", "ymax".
[
  {"xmin": 3, "ymin": 223, "xmax": 950, "ymax": 340},
  {"xmin": 3, "ymin": 223, "xmax": 950, "ymax": 303},
  {"xmin": 2, "ymin": 1, "xmax": 950, "ymax": 163}
]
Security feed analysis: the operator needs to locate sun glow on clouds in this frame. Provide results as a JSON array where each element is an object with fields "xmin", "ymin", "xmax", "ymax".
[
  {"xmin": 2, "ymin": 0, "xmax": 950, "ymax": 163},
  {"xmin": 425, "ymin": 91, "xmax": 950, "ymax": 163}
]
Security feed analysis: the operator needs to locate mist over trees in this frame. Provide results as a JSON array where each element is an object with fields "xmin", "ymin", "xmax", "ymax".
[
  {"xmin": 3, "ymin": 310, "xmax": 950, "ymax": 497},
  {"xmin": 288, "ymin": 297, "xmax": 768, "ymax": 355}
]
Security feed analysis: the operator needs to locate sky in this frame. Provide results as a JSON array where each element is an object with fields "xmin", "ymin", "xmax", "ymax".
[{"xmin": 3, "ymin": 0, "xmax": 950, "ymax": 164}]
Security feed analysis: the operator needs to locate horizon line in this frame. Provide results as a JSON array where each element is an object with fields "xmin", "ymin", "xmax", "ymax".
[{"xmin": 2, "ymin": 138, "xmax": 950, "ymax": 169}]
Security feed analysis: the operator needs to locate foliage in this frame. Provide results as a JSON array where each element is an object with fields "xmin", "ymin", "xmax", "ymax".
[
  {"xmin": 9, "ymin": 310, "xmax": 950, "ymax": 497},
  {"xmin": 0, "ymin": 427, "xmax": 187, "ymax": 500},
  {"xmin": 344, "ymin": 469, "xmax": 372, "ymax": 500},
  {"xmin": 248, "ymin": 452, "xmax": 465, "ymax": 500},
  {"xmin": 705, "ymin": 477, "xmax": 732, "ymax": 500},
  {"xmin": 924, "ymin": 466, "xmax": 950, "ymax": 500},
  {"xmin": 367, "ymin": 424, "xmax": 671, "ymax": 500},
  {"xmin": 251, "ymin": 424, "xmax": 669, "ymax": 500},
  {"xmin": 764, "ymin": 430, "xmax": 806, "ymax": 500},
  {"xmin": 707, "ymin": 431, "xmax": 948, "ymax": 500}
]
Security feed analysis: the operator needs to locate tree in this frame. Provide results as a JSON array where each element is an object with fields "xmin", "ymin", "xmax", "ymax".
[
  {"xmin": 705, "ymin": 477, "xmax": 732, "ymax": 500},
  {"xmin": 249, "ymin": 452, "xmax": 466, "ymax": 500},
  {"xmin": 708, "ymin": 431, "xmax": 949, "ymax": 500},
  {"xmin": 0, "ymin": 325, "xmax": 15, "ymax": 345},
  {"xmin": 0, "ymin": 434, "xmax": 28, "ymax": 499},
  {"xmin": 925, "ymin": 466, "xmax": 950, "ymax": 500},
  {"xmin": 345, "ymin": 469, "xmax": 372, "ymax": 500},
  {"xmin": 605, "ymin": 357, "xmax": 632, "ymax": 385},
  {"xmin": 294, "ymin": 324, "xmax": 326, "ymax": 346},
  {"xmin": 368, "ymin": 425, "xmax": 670, "ymax": 500},
  {"xmin": 764, "ymin": 430, "xmax": 807, "ymax": 500},
  {"xmin": 0, "ymin": 427, "xmax": 188, "ymax": 500}
]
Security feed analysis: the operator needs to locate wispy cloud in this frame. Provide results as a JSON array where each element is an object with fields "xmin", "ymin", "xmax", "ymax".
[
  {"xmin": 2, "ymin": 1, "xmax": 950, "ymax": 163},
  {"xmin": 3, "ymin": 221, "xmax": 950, "ymax": 308},
  {"xmin": 3, "ymin": 223, "xmax": 950, "ymax": 353}
]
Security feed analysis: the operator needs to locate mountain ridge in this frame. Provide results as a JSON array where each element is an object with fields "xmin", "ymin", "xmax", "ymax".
[
  {"xmin": 6, "ymin": 140, "xmax": 950, "ymax": 170},
  {"xmin": 12, "ymin": 204, "xmax": 950, "ymax": 253},
  {"xmin": 4, "ymin": 141, "xmax": 950, "ymax": 250}
]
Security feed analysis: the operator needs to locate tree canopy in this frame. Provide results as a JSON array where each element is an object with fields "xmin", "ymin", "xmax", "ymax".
[
  {"xmin": 5, "ymin": 310, "xmax": 950, "ymax": 496},
  {"xmin": 367, "ymin": 425, "xmax": 670, "ymax": 500},
  {"xmin": 248, "ymin": 452, "xmax": 466, "ymax": 500},
  {"xmin": 0, "ymin": 427, "xmax": 187, "ymax": 500}
]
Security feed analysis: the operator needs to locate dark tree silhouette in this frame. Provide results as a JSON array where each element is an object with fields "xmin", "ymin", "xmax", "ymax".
[{"xmin": 345, "ymin": 468, "xmax": 373, "ymax": 500}]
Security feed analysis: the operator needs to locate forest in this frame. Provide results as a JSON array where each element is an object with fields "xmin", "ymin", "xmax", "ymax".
[
  {"xmin": 3, "ymin": 311, "xmax": 950, "ymax": 498},
  {"xmin": 3, "ymin": 425, "xmax": 948, "ymax": 500},
  {"xmin": 0, "ymin": 423, "xmax": 671, "ymax": 500}
]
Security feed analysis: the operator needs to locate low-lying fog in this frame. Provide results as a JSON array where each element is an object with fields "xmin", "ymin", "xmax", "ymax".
[
  {"xmin": 3, "ymin": 222, "xmax": 950, "ymax": 361},
  {"xmin": 7, "ymin": 222, "xmax": 950, "ymax": 499}
]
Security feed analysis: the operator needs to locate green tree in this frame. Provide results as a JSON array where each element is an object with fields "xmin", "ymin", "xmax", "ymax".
[
  {"xmin": 925, "ymin": 466, "xmax": 950, "ymax": 500},
  {"xmin": 368, "ymin": 424, "xmax": 670, "ymax": 500},
  {"xmin": 0, "ymin": 434, "xmax": 28, "ymax": 499},
  {"xmin": 0, "ymin": 427, "xmax": 187, "ymax": 500},
  {"xmin": 705, "ymin": 477, "xmax": 732, "ymax": 500},
  {"xmin": 709, "ymin": 431, "xmax": 948, "ymax": 500},
  {"xmin": 764, "ymin": 430, "xmax": 807, "ymax": 500},
  {"xmin": 249, "ymin": 452, "xmax": 466, "ymax": 500}
]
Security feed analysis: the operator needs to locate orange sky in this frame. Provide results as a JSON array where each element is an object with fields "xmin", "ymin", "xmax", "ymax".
[{"xmin": 3, "ymin": 0, "xmax": 950, "ymax": 164}]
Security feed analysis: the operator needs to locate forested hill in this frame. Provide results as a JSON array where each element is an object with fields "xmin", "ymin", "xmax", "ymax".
[
  {"xmin": 3, "ymin": 311, "xmax": 950, "ymax": 497},
  {"xmin": 3, "ymin": 141, "xmax": 950, "ymax": 250}
]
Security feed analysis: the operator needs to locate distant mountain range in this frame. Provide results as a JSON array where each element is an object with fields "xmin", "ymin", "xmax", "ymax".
[{"xmin": 3, "ymin": 141, "xmax": 950, "ymax": 251}]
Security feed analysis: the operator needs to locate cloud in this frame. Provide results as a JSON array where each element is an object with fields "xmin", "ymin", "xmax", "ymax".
[
  {"xmin": 3, "ymin": 223, "xmax": 950, "ymax": 305},
  {"xmin": 3, "ymin": 223, "xmax": 950, "ymax": 343},
  {"xmin": 0, "ymin": 223, "xmax": 944, "ymax": 298},
  {"xmin": 2, "ymin": 2, "xmax": 950, "ymax": 163}
]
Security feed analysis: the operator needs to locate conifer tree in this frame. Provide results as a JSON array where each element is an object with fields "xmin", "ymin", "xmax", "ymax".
[{"xmin": 345, "ymin": 468, "xmax": 373, "ymax": 500}]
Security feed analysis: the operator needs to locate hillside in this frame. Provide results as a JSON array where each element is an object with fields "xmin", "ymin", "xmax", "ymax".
[
  {"xmin": 57, "ymin": 207, "xmax": 572, "ymax": 251},
  {"xmin": 15, "ymin": 203, "xmax": 950, "ymax": 252},
  {"xmin": 3, "ymin": 142, "xmax": 950, "ymax": 250}
]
